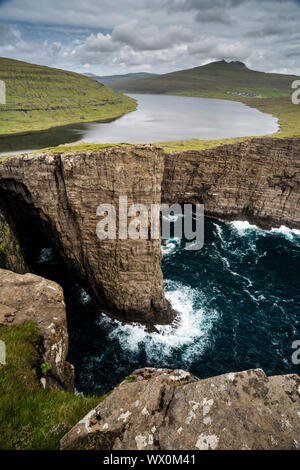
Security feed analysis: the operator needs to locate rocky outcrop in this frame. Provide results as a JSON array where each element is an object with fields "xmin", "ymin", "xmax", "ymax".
[
  {"xmin": 0, "ymin": 137, "xmax": 299, "ymax": 325},
  {"xmin": 0, "ymin": 146, "xmax": 174, "ymax": 326},
  {"xmin": 60, "ymin": 367, "xmax": 300, "ymax": 450},
  {"xmin": 0, "ymin": 268, "xmax": 74, "ymax": 391},
  {"xmin": 163, "ymin": 137, "xmax": 300, "ymax": 229}
]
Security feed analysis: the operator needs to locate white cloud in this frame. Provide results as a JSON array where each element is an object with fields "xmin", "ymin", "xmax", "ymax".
[{"xmin": 0, "ymin": 0, "xmax": 299, "ymax": 75}]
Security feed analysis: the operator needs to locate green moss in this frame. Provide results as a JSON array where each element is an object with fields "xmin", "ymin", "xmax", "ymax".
[
  {"xmin": 125, "ymin": 374, "xmax": 137, "ymax": 383},
  {"xmin": 0, "ymin": 322, "xmax": 101, "ymax": 450}
]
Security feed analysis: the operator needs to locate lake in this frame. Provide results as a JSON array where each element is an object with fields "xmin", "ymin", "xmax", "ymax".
[{"xmin": 0, "ymin": 94, "xmax": 279, "ymax": 154}]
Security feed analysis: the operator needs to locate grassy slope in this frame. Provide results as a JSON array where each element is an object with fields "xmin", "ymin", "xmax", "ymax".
[
  {"xmin": 0, "ymin": 322, "xmax": 102, "ymax": 450},
  {"xmin": 87, "ymin": 72, "xmax": 158, "ymax": 87},
  {"xmin": 117, "ymin": 60, "xmax": 298, "ymax": 97},
  {"xmin": 0, "ymin": 57, "xmax": 136, "ymax": 135},
  {"xmin": 113, "ymin": 60, "xmax": 300, "ymax": 151}
]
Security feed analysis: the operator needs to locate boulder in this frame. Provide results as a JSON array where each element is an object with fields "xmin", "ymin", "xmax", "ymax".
[
  {"xmin": 60, "ymin": 367, "xmax": 300, "ymax": 450},
  {"xmin": 0, "ymin": 268, "xmax": 74, "ymax": 391}
]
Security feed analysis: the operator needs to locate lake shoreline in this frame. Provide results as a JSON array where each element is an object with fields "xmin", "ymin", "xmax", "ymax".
[{"xmin": 0, "ymin": 93, "xmax": 279, "ymax": 156}]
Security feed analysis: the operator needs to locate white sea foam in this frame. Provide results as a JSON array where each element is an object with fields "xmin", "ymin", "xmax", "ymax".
[
  {"xmin": 230, "ymin": 220, "xmax": 300, "ymax": 239},
  {"xmin": 37, "ymin": 247, "xmax": 54, "ymax": 263},
  {"xmin": 79, "ymin": 288, "xmax": 92, "ymax": 305},
  {"xmin": 161, "ymin": 238, "xmax": 181, "ymax": 256},
  {"xmin": 230, "ymin": 220, "xmax": 260, "ymax": 235},
  {"xmin": 98, "ymin": 281, "xmax": 218, "ymax": 364},
  {"xmin": 269, "ymin": 225, "xmax": 300, "ymax": 239},
  {"xmin": 213, "ymin": 223, "xmax": 225, "ymax": 244}
]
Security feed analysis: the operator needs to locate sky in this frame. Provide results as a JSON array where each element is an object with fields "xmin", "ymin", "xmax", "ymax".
[{"xmin": 0, "ymin": 0, "xmax": 300, "ymax": 76}]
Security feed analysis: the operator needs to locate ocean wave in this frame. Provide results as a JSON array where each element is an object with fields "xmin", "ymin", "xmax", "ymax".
[
  {"xmin": 230, "ymin": 220, "xmax": 261, "ymax": 235},
  {"xmin": 269, "ymin": 225, "xmax": 300, "ymax": 240},
  {"xmin": 79, "ymin": 288, "xmax": 92, "ymax": 305},
  {"xmin": 97, "ymin": 281, "xmax": 218, "ymax": 364},
  {"xmin": 161, "ymin": 238, "xmax": 181, "ymax": 256},
  {"xmin": 230, "ymin": 220, "xmax": 300, "ymax": 239},
  {"xmin": 37, "ymin": 247, "xmax": 54, "ymax": 263}
]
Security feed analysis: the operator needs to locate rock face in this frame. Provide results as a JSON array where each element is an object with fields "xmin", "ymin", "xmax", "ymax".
[
  {"xmin": 0, "ymin": 137, "xmax": 299, "ymax": 325},
  {"xmin": 60, "ymin": 367, "xmax": 300, "ymax": 450},
  {"xmin": 0, "ymin": 208, "xmax": 27, "ymax": 274},
  {"xmin": 0, "ymin": 146, "xmax": 173, "ymax": 326},
  {"xmin": 163, "ymin": 137, "xmax": 300, "ymax": 229},
  {"xmin": 0, "ymin": 268, "xmax": 74, "ymax": 391}
]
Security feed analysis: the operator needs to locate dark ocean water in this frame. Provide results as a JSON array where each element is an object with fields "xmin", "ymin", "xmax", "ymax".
[{"xmin": 35, "ymin": 218, "xmax": 300, "ymax": 395}]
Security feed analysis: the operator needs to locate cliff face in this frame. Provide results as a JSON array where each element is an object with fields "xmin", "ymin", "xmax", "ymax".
[
  {"xmin": 0, "ymin": 137, "xmax": 299, "ymax": 325},
  {"xmin": 163, "ymin": 137, "xmax": 300, "ymax": 229},
  {"xmin": 0, "ymin": 268, "xmax": 74, "ymax": 391},
  {"xmin": 0, "ymin": 208, "xmax": 27, "ymax": 274},
  {"xmin": 60, "ymin": 367, "xmax": 300, "ymax": 450},
  {"xmin": 0, "ymin": 146, "xmax": 173, "ymax": 326}
]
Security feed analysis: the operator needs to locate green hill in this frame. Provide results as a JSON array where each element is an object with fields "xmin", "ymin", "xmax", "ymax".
[
  {"xmin": 85, "ymin": 72, "xmax": 157, "ymax": 88},
  {"xmin": 0, "ymin": 58, "xmax": 136, "ymax": 136},
  {"xmin": 116, "ymin": 60, "xmax": 298, "ymax": 98},
  {"xmin": 115, "ymin": 60, "xmax": 300, "ymax": 138}
]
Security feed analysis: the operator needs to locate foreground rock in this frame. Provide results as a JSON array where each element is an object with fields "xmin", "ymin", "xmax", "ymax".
[
  {"xmin": 0, "ymin": 268, "xmax": 74, "ymax": 391},
  {"xmin": 60, "ymin": 367, "xmax": 300, "ymax": 450}
]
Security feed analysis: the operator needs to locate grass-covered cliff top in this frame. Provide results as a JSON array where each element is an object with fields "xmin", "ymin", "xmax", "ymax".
[
  {"xmin": 0, "ymin": 322, "xmax": 102, "ymax": 450},
  {"xmin": 0, "ymin": 57, "xmax": 136, "ymax": 135}
]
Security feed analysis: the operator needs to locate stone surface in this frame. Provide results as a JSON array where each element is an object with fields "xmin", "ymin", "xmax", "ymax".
[
  {"xmin": 0, "ymin": 268, "xmax": 74, "ymax": 391},
  {"xmin": 60, "ymin": 367, "xmax": 300, "ymax": 450}
]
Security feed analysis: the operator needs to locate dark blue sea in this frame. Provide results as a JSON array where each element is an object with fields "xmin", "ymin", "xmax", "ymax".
[{"xmin": 35, "ymin": 218, "xmax": 300, "ymax": 395}]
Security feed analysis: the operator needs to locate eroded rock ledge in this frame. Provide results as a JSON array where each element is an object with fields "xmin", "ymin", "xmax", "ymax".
[
  {"xmin": 60, "ymin": 367, "xmax": 300, "ymax": 450},
  {"xmin": 0, "ymin": 268, "xmax": 74, "ymax": 391},
  {"xmin": 0, "ymin": 137, "xmax": 299, "ymax": 325}
]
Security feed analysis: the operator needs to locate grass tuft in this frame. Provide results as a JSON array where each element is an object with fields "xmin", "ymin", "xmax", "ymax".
[{"xmin": 0, "ymin": 322, "xmax": 102, "ymax": 450}]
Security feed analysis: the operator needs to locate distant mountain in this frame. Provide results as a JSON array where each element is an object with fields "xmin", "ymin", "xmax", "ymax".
[
  {"xmin": 85, "ymin": 72, "xmax": 158, "ymax": 88},
  {"xmin": 111, "ymin": 60, "xmax": 299, "ymax": 98}
]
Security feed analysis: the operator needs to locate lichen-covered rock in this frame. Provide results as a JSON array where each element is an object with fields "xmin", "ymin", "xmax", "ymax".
[
  {"xmin": 0, "ymin": 268, "xmax": 74, "ymax": 391},
  {"xmin": 60, "ymin": 367, "xmax": 300, "ymax": 450}
]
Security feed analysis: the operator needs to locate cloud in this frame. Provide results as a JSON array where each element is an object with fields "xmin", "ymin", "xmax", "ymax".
[
  {"xmin": 112, "ymin": 22, "xmax": 194, "ymax": 50},
  {"xmin": 0, "ymin": 0, "xmax": 299, "ymax": 75},
  {"xmin": 188, "ymin": 37, "xmax": 250, "ymax": 61}
]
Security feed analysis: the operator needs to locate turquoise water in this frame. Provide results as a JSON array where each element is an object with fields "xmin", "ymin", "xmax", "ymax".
[{"xmin": 35, "ymin": 218, "xmax": 300, "ymax": 395}]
